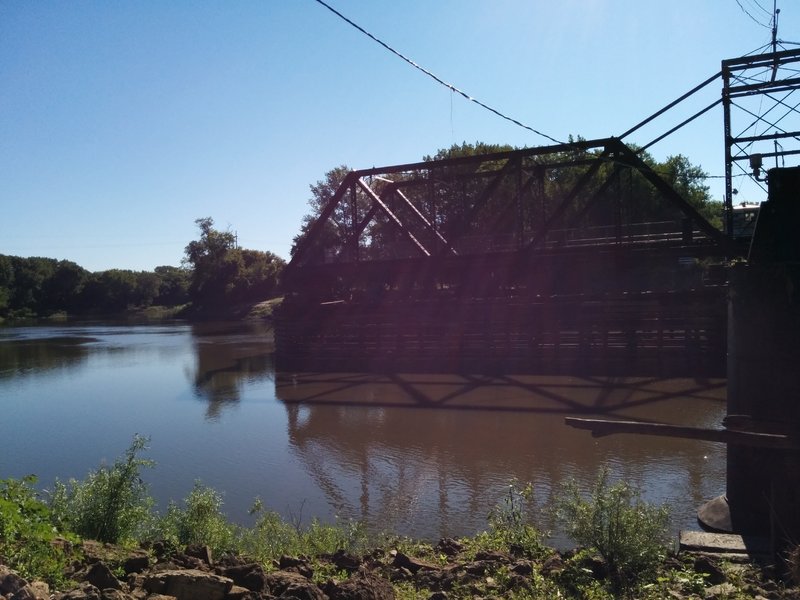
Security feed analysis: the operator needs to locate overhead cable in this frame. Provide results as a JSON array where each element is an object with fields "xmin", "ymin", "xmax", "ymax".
[
  {"xmin": 734, "ymin": 0, "xmax": 772, "ymax": 28},
  {"xmin": 311, "ymin": 0, "xmax": 564, "ymax": 146}
]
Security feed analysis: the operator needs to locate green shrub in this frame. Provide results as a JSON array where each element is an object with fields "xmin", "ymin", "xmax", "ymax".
[
  {"xmin": 155, "ymin": 482, "xmax": 237, "ymax": 555},
  {"xmin": 555, "ymin": 468, "xmax": 670, "ymax": 595},
  {"xmin": 0, "ymin": 475, "xmax": 73, "ymax": 586},
  {"xmin": 49, "ymin": 434, "xmax": 154, "ymax": 544}
]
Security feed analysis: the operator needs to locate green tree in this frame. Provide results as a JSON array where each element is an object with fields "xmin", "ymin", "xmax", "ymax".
[
  {"xmin": 184, "ymin": 217, "xmax": 239, "ymax": 307},
  {"xmin": 42, "ymin": 260, "xmax": 89, "ymax": 312},
  {"xmin": 184, "ymin": 218, "xmax": 285, "ymax": 308},
  {"xmin": 154, "ymin": 265, "xmax": 190, "ymax": 306},
  {"xmin": 0, "ymin": 255, "xmax": 13, "ymax": 312}
]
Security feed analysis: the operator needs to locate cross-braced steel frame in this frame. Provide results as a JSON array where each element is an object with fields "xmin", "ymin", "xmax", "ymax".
[{"xmin": 723, "ymin": 48, "xmax": 800, "ymax": 235}]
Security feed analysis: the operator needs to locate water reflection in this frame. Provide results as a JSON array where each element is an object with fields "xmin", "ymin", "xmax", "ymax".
[
  {"xmin": 0, "ymin": 333, "xmax": 94, "ymax": 379},
  {"xmin": 275, "ymin": 373, "xmax": 727, "ymax": 539},
  {"xmin": 0, "ymin": 336, "xmax": 96, "ymax": 379},
  {"xmin": 189, "ymin": 322, "xmax": 275, "ymax": 419}
]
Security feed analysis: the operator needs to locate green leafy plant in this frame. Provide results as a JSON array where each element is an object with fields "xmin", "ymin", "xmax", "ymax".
[
  {"xmin": 239, "ymin": 499, "xmax": 367, "ymax": 565},
  {"xmin": 49, "ymin": 434, "xmax": 155, "ymax": 544},
  {"xmin": 555, "ymin": 468, "xmax": 670, "ymax": 596},
  {"xmin": 0, "ymin": 475, "xmax": 73, "ymax": 586},
  {"xmin": 155, "ymin": 482, "xmax": 237, "ymax": 555}
]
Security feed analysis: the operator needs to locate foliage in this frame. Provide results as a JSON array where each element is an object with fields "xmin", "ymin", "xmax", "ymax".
[
  {"xmin": 483, "ymin": 480, "xmax": 546, "ymax": 558},
  {"xmin": 184, "ymin": 217, "xmax": 285, "ymax": 309},
  {"xmin": 239, "ymin": 499, "xmax": 368, "ymax": 565},
  {"xmin": 0, "ymin": 475, "xmax": 73, "ymax": 586},
  {"xmin": 49, "ymin": 435, "xmax": 155, "ymax": 544},
  {"xmin": 0, "ymin": 254, "xmax": 192, "ymax": 319},
  {"xmin": 154, "ymin": 482, "xmax": 237, "ymax": 556},
  {"xmin": 555, "ymin": 468, "xmax": 671, "ymax": 596}
]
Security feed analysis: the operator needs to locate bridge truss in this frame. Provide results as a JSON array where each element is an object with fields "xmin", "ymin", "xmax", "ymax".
[{"xmin": 287, "ymin": 137, "xmax": 736, "ymax": 299}]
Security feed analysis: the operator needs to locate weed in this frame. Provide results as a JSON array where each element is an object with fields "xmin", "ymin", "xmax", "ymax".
[
  {"xmin": 49, "ymin": 434, "xmax": 155, "ymax": 544},
  {"xmin": 0, "ymin": 475, "xmax": 74, "ymax": 587},
  {"xmin": 239, "ymin": 499, "xmax": 368, "ymax": 565},
  {"xmin": 485, "ymin": 479, "xmax": 546, "ymax": 558},
  {"xmin": 555, "ymin": 468, "xmax": 670, "ymax": 596},
  {"xmin": 155, "ymin": 481, "xmax": 238, "ymax": 555}
]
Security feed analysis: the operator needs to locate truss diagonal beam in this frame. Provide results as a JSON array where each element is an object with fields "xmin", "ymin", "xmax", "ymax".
[
  {"xmin": 356, "ymin": 178, "xmax": 431, "ymax": 257},
  {"xmin": 524, "ymin": 145, "xmax": 613, "ymax": 251},
  {"xmin": 613, "ymin": 143, "xmax": 734, "ymax": 251},
  {"xmin": 386, "ymin": 185, "xmax": 458, "ymax": 256}
]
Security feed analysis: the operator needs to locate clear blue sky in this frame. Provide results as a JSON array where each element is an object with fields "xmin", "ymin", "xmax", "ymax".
[{"xmin": 2, "ymin": 1, "xmax": 797, "ymax": 272}]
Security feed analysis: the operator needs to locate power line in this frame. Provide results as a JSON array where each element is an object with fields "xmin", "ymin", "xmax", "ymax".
[
  {"xmin": 311, "ymin": 0, "xmax": 564, "ymax": 146},
  {"xmin": 734, "ymin": 0, "xmax": 772, "ymax": 28}
]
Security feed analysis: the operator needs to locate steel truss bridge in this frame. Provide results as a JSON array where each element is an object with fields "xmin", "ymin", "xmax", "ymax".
[{"xmin": 277, "ymin": 49, "xmax": 800, "ymax": 376}]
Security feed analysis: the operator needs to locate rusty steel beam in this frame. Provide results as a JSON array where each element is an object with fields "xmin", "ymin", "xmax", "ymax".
[
  {"xmin": 356, "ymin": 178, "xmax": 431, "ymax": 257},
  {"xmin": 385, "ymin": 184, "xmax": 458, "ymax": 256}
]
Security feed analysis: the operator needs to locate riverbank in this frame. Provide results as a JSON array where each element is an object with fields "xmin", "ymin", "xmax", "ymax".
[
  {"xmin": 0, "ymin": 297, "xmax": 283, "ymax": 326},
  {"xmin": 2, "ymin": 532, "xmax": 797, "ymax": 600}
]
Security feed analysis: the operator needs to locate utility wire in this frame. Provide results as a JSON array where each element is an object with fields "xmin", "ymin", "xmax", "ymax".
[
  {"xmin": 311, "ymin": 0, "xmax": 564, "ymax": 146},
  {"xmin": 735, "ymin": 0, "xmax": 772, "ymax": 28}
]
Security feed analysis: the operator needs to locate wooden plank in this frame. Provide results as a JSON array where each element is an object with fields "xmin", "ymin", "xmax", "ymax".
[{"xmin": 565, "ymin": 417, "xmax": 799, "ymax": 449}]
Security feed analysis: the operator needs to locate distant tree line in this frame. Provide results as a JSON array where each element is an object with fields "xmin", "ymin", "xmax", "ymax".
[{"xmin": 0, "ymin": 218, "xmax": 285, "ymax": 320}]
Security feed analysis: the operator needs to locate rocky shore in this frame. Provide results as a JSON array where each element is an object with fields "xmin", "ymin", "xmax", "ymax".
[{"xmin": 2, "ymin": 537, "xmax": 798, "ymax": 600}]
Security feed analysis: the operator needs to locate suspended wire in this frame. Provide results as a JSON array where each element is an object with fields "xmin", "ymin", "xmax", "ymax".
[
  {"xmin": 311, "ymin": 0, "xmax": 564, "ymax": 146},
  {"xmin": 734, "ymin": 0, "xmax": 772, "ymax": 28},
  {"xmin": 746, "ymin": 0, "xmax": 774, "ymax": 16}
]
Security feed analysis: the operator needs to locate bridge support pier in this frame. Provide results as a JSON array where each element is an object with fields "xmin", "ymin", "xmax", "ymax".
[{"xmin": 699, "ymin": 260, "xmax": 800, "ymax": 558}]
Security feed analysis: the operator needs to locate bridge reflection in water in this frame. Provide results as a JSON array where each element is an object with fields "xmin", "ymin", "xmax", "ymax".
[{"xmin": 275, "ymin": 372, "xmax": 726, "ymax": 542}]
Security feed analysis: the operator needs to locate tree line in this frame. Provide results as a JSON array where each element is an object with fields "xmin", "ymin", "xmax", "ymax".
[
  {"xmin": 0, "ymin": 218, "xmax": 285, "ymax": 320},
  {"xmin": 1, "ymin": 141, "xmax": 720, "ymax": 319}
]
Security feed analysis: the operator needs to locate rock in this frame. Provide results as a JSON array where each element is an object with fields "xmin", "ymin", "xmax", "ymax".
[
  {"xmin": 185, "ymin": 545, "xmax": 214, "ymax": 567},
  {"xmin": 327, "ymin": 571, "xmax": 395, "ymax": 600},
  {"xmin": 472, "ymin": 551, "xmax": 507, "ymax": 563},
  {"xmin": 9, "ymin": 580, "xmax": 50, "ymax": 600},
  {"xmin": 263, "ymin": 571, "xmax": 325, "ymax": 600},
  {"xmin": 510, "ymin": 560, "xmax": 533, "ymax": 577},
  {"xmin": 122, "ymin": 551, "xmax": 149, "ymax": 575},
  {"xmin": 278, "ymin": 556, "xmax": 313, "ymax": 579},
  {"xmin": 694, "ymin": 555, "xmax": 726, "ymax": 585},
  {"xmin": 331, "ymin": 549, "xmax": 362, "ymax": 573},
  {"xmin": 434, "ymin": 539, "xmax": 463, "ymax": 557},
  {"xmin": 0, "ymin": 566, "xmax": 27, "ymax": 596},
  {"xmin": 705, "ymin": 582, "xmax": 737, "ymax": 599},
  {"xmin": 219, "ymin": 563, "xmax": 268, "ymax": 592},
  {"xmin": 53, "ymin": 582, "xmax": 102, "ymax": 600},
  {"xmin": 540, "ymin": 554, "xmax": 564, "ymax": 577},
  {"xmin": 391, "ymin": 552, "xmax": 440, "ymax": 574},
  {"xmin": 144, "ymin": 569, "xmax": 233, "ymax": 600},
  {"xmin": 81, "ymin": 562, "xmax": 122, "ymax": 591},
  {"xmin": 172, "ymin": 554, "xmax": 209, "ymax": 571},
  {"xmin": 99, "ymin": 590, "xmax": 134, "ymax": 600}
]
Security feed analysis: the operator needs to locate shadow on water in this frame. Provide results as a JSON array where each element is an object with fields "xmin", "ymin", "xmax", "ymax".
[
  {"xmin": 273, "ymin": 371, "xmax": 727, "ymax": 538},
  {"xmin": 274, "ymin": 371, "xmax": 725, "ymax": 418}
]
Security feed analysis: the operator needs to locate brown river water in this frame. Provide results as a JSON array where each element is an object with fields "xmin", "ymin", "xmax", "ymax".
[{"xmin": 0, "ymin": 321, "xmax": 726, "ymax": 545}]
